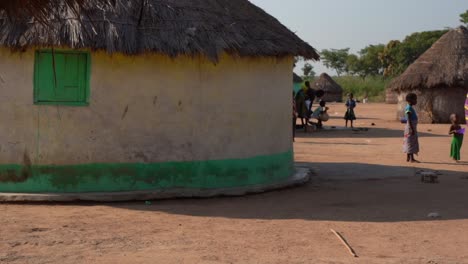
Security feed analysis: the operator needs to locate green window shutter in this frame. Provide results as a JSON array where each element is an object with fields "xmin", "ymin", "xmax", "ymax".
[{"xmin": 34, "ymin": 50, "xmax": 90, "ymax": 106}]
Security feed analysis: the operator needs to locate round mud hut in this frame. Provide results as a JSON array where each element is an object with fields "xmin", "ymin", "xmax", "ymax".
[
  {"xmin": 385, "ymin": 88, "xmax": 398, "ymax": 104},
  {"xmin": 313, "ymin": 73, "xmax": 343, "ymax": 102},
  {"xmin": 388, "ymin": 26, "xmax": 468, "ymax": 123},
  {"xmin": 0, "ymin": 1, "xmax": 319, "ymax": 200}
]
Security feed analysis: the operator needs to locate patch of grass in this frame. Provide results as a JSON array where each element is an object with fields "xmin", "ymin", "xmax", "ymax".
[{"xmin": 334, "ymin": 76, "xmax": 391, "ymax": 102}]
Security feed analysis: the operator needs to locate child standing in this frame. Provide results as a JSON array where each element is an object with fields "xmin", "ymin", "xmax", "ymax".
[
  {"xmin": 449, "ymin": 113, "xmax": 464, "ymax": 162},
  {"xmin": 344, "ymin": 93, "xmax": 357, "ymax": 128},
  {"xmin": 403, "ymin": 93, "xmax": 420, "ymax": 163}
]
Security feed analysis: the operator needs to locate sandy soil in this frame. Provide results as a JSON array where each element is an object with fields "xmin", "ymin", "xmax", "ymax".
[{"xmin": 1, "ymin": 103, "xmax": 467, "ymax": 264}]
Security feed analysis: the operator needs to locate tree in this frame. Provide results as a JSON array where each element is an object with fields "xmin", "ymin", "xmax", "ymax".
[
  {"xmin": 357, "ymin": 44, "xmax": 385, "ymax": 78},
  {"xmin": 380, "ymin": 40, "xmax": 402, "ymax": 77},
  {"xmin": 460, "ymin": 10, "xmax": 468, "ymax": 25},
  {"xmin": 342, "ymin": 45, "xmax": 385, "ymax": 79},
  {"xmin": 380, "ymin": 30, "xmax": 447, "ymax": 77},
  {"xmin": 320, "ymin": 48, "xmax": 350, "ymax": 76},
  {"xmin": 345, "ymin": 54, "xmax": 361, "ymax": 76},
  {"xmin": 302, "ymin": 63, "xmax": 315, "ymax": 79}
]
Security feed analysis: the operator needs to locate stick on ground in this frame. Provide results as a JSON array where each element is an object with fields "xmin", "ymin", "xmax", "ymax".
[{"xmin": 330, "ymin": 229, "xmax": 358, "ymax": 258}]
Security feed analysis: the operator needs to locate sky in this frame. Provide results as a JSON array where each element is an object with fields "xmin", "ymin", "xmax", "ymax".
[{"xmin": 250, "ymin": 0, "xmax": 468, "ymax": 76}]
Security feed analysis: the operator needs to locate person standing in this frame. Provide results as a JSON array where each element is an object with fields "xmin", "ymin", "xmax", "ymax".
[
  {"xmin": 293, "ymin": 92, "xmax": 297, "ymax": 142},
  {"xmin": 344, "ymin": 93, "xmax": 357, "ymax": 128},
  {"xmin": 449, "ymin": 113, "xmax": 464, "ymax": 162},
  {"xmin": 403, "ymin": 93, "xmax": 420, "ymax": 163},
  {"xmin": 304, "ymin": 81, "xmax": 316, "ymax": 119},
  {"xmin": 295, "ymin": 89, "xmax": 308, "ymax": 130}
]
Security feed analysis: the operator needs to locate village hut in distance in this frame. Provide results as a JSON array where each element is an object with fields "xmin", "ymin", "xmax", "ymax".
[
  {"xmin": 313, "ymin": 73, "xmax": 344, "ymax": 102},
  {"xmin": 385, "ymin": 88, "xmax": 398, "ymax": 104},
  {"xmin": 388, "ymin": 26, "xmax": 468, "ymax": 123},
  {"xmin": 0, "ymin": 0, "xmax": 319, "ymax": 200}
]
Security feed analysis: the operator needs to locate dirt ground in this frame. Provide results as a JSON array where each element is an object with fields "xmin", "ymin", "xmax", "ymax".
[{"xmin": 1, "ymin": 103, "xmax": 467, "ymax": 264}]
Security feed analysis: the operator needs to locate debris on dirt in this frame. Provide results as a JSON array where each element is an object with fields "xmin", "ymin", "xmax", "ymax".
[
  {"xmin": 428, "ymin": 212, "xmax": 441, "ymax": 219},
  {"xmin": 330, "ymin": 229, "xmax": 358, "ymax": 258},
  {"xmin": 28, "ymin": 228, "xmax": 49, "ymax": 233},
  {"xmin": 417, "ymin": 170, "xmax": 440, "ymax": 184}
]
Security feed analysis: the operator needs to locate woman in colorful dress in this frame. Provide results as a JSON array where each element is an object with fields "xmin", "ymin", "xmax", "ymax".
[
  {"xmin": 403, "ymin": 93, "xmax": 420, "ymax": 163},
  {"xmin": 449, "ymin": 113, "xmax": 464, "ymax": 162}
]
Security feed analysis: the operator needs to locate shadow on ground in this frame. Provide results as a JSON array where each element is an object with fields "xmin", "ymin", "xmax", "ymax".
[
  {"xmin": 8, "ymin": 164, "xmax": 466, "ymax": 223},
  {"xmin": 295, "ymin": 127, "xmax": 445, "ymax": 139},
  {"xmin": 103, "ymin": 163, "xmax": 468, "ymax": 223}
]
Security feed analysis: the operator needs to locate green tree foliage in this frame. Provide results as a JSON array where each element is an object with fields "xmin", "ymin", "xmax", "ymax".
[
  {"xmin": 345, "ymin": 54, "xmax": 361, "ymax": 76},
  {"xmin": 301, "ymin": 63, "xmax": 315, "ymax": 80},
  {"xmin": 342, "ymin": 45, "xmax": 385, "ymax": 79},
  {"xmin": 356, "ymin": 44, "xmax": 385, "ymax": 79},
  {"xmin": 320, "ymin": 48, "xmax": 350, "ymax": 76},
  {"xmin": 460, "ymin": 10, "xmax": 468, "ymax": 25},
  {"xmin": 380, "ymin": 30, "xmax": 447, "ymax": 77}
]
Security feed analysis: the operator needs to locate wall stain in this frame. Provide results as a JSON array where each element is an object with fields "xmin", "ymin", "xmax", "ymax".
[
  {"xmin": 134, "ymin": 152, "xmax": 150, "ymax": 163},
  {"xmin": 21, "ymin": 151, "xmax": 33, "ymax": 180},
  {"xmin": 0, "ymin": 74, "xmax": 4, "ymax": 88},
  {"xmin": 121, "ymin": 105, "xmax": 129, "ymax": 120},
  {"xmin": 0, "ymin": 150, "xmax": 32, "ymax": 183},
  {"xmin": 177, "ymin": 100, "xmax": 183, "ymax": 112},
  {"xmin": 153, "ymin": 96, "xmax": 158, "ymax": 106}
]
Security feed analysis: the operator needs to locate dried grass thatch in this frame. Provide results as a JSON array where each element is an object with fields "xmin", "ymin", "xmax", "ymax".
[
  {"xmin": 0, "ymin": 0, "xmax": 106, "ymax": 22},
  {"xmin": 312, "ymin": 73, "xmax": 343, "ymax": 102},
  {"xmin": 0, "ymin": 0, "xmax": 319, "ymax": 61},
  {"xmin": 388, "ymin": 26, "xmax": 468, "ymax": 123},
  {"xmin": 388, "ymin": 26, "xmax": 468, "ymax": 91}
]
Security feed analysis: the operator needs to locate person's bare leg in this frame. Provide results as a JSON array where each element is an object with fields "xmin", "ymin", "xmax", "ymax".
[{"xmin": 410, "ymin": 154, "xmax": 420, "ymax": 163}]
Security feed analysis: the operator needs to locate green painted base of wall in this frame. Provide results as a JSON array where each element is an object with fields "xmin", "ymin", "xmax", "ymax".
[{"xmin": 0, "ymin": 151, "xmax": 293, "ymax": 193}]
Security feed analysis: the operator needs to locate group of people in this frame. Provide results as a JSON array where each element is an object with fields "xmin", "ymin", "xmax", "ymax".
[
  {"xmin": 293, "ymin": 81, "xmax": 325, "ymax": 132},
  {"xmin": 293, "ymin": 87, "xmax": 465, "ymax": 162},
  {"xmin": 403, "ymin": 93, "xmax": 465, "ymax": 163},
  {"xmin": 292, "ymin": 81, "xmax": 358, "ymax": 141}
]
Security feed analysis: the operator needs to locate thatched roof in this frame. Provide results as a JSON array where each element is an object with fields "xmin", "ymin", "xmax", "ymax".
[
  {"xmin": 312, "ymin": 73, "xmax": 343, "ymax": 93},
  {"xmin": 0, "ymin": 0, "xmax": 319, "ymax": 61},
  {"xmin": 389, "ymin": 26, "xmax": 468, "ymax": 91},
  {"xmin": 293, "ymin": 73, "xmax": 303, "ymax": 83}
]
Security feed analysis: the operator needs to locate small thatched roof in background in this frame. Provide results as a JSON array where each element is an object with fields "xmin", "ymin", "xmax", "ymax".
[
  {"xmin": 0, "ymin": 0, "xmax": 319, "ymax": 61},
  {"xmin": 293, "ymin": 73, "xmax": 303, "ymax": 83},
  {"xmin": 312, "ymin": 73, "xmax": 343, "ymax": 93},
  {"xmin": 389, "ymin": 26, "xmax": 468, "ymax": 91}
]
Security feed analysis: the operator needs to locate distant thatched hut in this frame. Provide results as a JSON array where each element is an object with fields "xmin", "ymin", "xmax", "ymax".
[
  {"xmin": 0, "ymin": 1, "xmax": 319, "ymax": 199},
  {"xmin": 293, "ymin": 73, "xmax": 303, "ymax": 94},
  {"xmin": 385, "ymin": 88, "xmax": 398, "ymax": 104},
  {"xmin": 388, "ymin": 26, "xmax": 468, "ymax": 123},
  {"xmin": 313, "ymin": 73, "xmax": 343, "ymax": 102}
]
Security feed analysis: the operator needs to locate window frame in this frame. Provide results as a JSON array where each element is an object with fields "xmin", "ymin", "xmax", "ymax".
[{"xmin": 33, "ymin": 50, "xmax": 91, "ymax": 106}]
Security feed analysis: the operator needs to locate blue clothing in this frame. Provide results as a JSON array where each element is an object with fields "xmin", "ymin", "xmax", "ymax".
[
  {"xmin": 346, "ymin": 99, "xmax": 356, "ymax": 109},
  {"xmin": 405, "ymin": 105, "xmax": 418, "ymax": 121}
]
